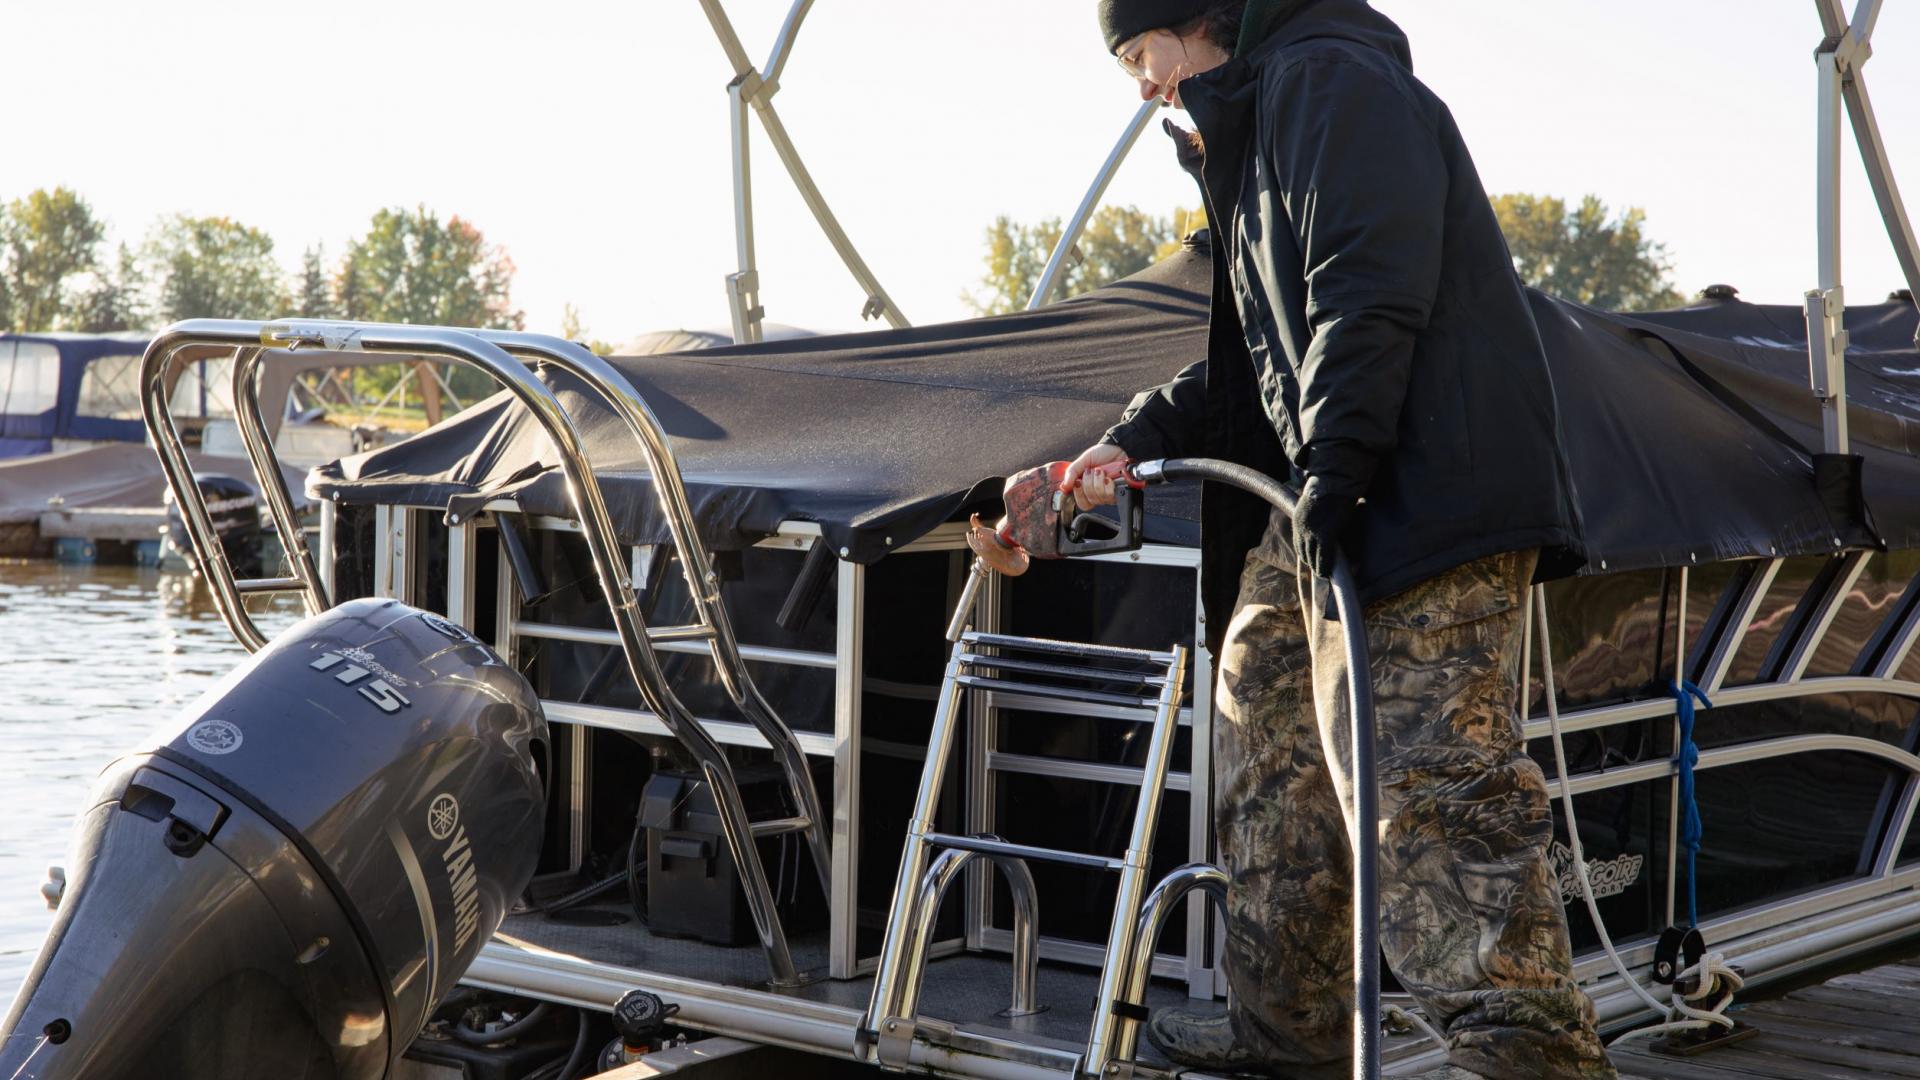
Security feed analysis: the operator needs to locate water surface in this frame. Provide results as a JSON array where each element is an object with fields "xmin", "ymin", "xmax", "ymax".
[{"xmin": 0, "ymin": 562, "xmax": 295, "ymax": 998}]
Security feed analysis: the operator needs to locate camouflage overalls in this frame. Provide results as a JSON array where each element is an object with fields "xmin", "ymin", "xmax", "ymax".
[{"xmin": 1212, "ymin": 513, "xmax": 1615, "ymax": 1079}]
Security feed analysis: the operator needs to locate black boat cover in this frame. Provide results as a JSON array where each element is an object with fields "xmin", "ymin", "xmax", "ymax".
[{"xmin": 308, "ymin": 242, "xmax": 1920, "ymax": 575}]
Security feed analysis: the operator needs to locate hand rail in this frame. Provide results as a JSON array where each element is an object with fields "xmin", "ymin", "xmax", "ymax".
[
  {"xmin": 476, "ymin": 330, "xmax": 833, "ymax": 905},
  {"xmin": 140, "ymin": 318, "xmax": 813, "ymax": 987}
]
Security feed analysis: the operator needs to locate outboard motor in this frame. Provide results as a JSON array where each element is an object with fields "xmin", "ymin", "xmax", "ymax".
[
  {"xmin": 1, "ymin": 598, "xmax": 548, "ymax": 1080},
  {"xmin": 161, "ymin": 473, "xmax": 263, "ymax": 577}
]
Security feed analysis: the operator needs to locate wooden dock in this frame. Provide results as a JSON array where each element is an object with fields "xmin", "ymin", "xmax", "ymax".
[{"xmin": 1612, "ymin": 958, "xmax": 1920, "ymax": 1079}]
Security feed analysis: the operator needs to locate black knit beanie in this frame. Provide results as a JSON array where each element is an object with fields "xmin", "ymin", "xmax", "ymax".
[{"xmin": 1098, "ymin": 0, "xmax": 1220, "ymax": 53}]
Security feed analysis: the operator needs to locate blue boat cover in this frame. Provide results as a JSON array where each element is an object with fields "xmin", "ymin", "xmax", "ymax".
[{"xmin": 0, "ymin": 333, "xmax": 151, "ymax": 455}]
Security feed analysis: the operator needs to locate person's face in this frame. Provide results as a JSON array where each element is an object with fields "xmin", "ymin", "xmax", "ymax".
[{"xmin": 1115, "ymin": 27, "xmax": 1229, "ymax": 109}]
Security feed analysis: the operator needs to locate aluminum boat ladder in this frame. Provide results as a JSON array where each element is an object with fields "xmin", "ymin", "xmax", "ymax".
[
  {"xmin": 858, "ymin": 560, "xmax": 1217, "ymax": 1077},
  {"xmin": 138, "ymin": 318, "xmax": 832, "ymax": 988}
]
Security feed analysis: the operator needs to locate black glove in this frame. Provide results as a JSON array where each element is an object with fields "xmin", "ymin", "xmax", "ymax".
[{"xmin": 1292, "ymin": 475, "xmax": 1361, "ymax": 580}]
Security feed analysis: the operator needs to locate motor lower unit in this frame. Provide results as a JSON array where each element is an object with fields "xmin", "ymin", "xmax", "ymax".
[{"xmin": 0, "ymin": 599, "xmax": 549, "ymax": 1080}]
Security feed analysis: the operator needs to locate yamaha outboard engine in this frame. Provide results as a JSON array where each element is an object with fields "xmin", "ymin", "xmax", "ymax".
[
  {"xmin": 161, "ymin": 473, "xmax": 263, "ymax": 577},
  {"xmin": 1, "ymin": 598, "xmax": 548, "ymax": 1080}
]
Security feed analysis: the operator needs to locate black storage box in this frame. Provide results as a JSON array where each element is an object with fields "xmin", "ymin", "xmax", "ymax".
[{"xmin": 639, "ymin": 765, "xmax": 823, "ymax": 946}]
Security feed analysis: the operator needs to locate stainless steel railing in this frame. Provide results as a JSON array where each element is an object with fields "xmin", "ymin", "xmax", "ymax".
[{"xmin": 140, "ymin": 318, "xmax": 825, "ymax": 987}]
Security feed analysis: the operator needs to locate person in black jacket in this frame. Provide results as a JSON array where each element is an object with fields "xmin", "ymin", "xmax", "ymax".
[{"xmin": 1067, "ymin": 2, "xmax": 1612, "ymax": 1077}]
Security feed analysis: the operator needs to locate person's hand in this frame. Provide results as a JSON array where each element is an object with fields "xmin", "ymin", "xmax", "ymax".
[
  {"xmin": 1293, "ymin": 475, "xmax": 1361, "ymax": 579},
  {"xmin": 1062, "ymin": 442, "xmax": 1128, "ymax": 511}
]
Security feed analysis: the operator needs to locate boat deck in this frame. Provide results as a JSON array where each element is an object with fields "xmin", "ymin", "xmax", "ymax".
[
  {"xmin": 1612, "ymin": 955, "xmax": 1920, "ymax": 1079},
  {"xmin": 474, "ymin": 903, "xmax": 1446, "ymax": 1076},
  {"xmin": 480, "ymin": 902, "xmax": 1920, "ymax": 1079}
]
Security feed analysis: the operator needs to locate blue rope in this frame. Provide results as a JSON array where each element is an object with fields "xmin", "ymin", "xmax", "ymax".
[{"xmin": 1672, "ymin": 679, "xmax": 1712, "ymax": 928}]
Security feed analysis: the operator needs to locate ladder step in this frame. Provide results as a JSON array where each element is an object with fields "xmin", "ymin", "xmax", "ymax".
[
  {"xmin": 749, "ymin": 815, "xmax": 812, "ymax": 837},
  {"xmin": 955, "ymin": 673, "xmax": 1160, "ymax": 711},
  {"xmin": 647, "ymin": 623, "xmax": 718, "ymax": 643},
  {"xmin": 236, "ymin": 576, "xmax": 306, "ymax": 594},
  {"xmin": 958, "ymin": 652, "xmax": 1166, "ymax": 687},
  {"xmin": 923, "ymin": 832, "xmax": 1123, "ymax": 872},
  {"xmin": 964, "ymin": 631, "xmax": 1174, "ymax": 664}
]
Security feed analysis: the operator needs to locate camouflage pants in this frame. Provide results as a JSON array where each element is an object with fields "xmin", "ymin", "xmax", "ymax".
[{"xmin": 1213, "ymin": 519, "xmax": 1614, "ymax": 1079}]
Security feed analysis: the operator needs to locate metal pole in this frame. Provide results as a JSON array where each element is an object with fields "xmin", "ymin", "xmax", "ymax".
[
  {"xmin": 1028, "ymin": 100, "xmax": 1162, "ymax": 311},
  {"xmin": 762, "ymin": 0, "xmax": 814, "ymax": 88},
  {"xmin": 697, "ymin": 0, "xmax": 909, "ymax": 333},
  {"xmin": 726, "ymin": 81, "xmax": 763, "ymax": 345},
  {"xmin": 1111, "ymin": 864, "xmax": 1230, "ymax": 1065},
  {"xmin": 1810, "ymin": 11, "xmax": 1850, "ymax": 455},
  {"xmin": 860, "ymin": 640, "xmax": 971, "ymax": 1057},
  {"xmin": 1085, "ymin": 645, "xmax": 1190, "ymax": 1076}
]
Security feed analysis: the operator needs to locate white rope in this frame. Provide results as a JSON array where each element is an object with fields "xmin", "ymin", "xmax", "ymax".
[{"xmin": 1530, "ymin": 587, "xmax": 1743, "ymax": 1048}]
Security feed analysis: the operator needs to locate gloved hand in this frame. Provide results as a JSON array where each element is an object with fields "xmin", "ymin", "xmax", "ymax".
[{"xmin": 1292, "ymin": 475, "xmax": 1361, "ymax": 580}]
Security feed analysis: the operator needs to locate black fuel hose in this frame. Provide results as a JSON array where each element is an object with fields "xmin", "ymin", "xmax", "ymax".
[
  {"xmin": 1139, "ymin": 458, "xmax": 1382, "ymax": 1080},
  {"xmin": 451, "ymin": 1001, "xmax": 552, "ymax": 1047}
]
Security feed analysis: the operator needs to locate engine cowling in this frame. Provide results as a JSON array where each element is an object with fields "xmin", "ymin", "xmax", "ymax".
[{"xmin": 1, "ymin": 598, "xmax": 548, "ymax": 1080}]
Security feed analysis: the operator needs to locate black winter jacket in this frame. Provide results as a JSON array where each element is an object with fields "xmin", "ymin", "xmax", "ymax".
[{"xmin": 1104, "ymin": 0, "xmax": 1584, "ymax": 653}]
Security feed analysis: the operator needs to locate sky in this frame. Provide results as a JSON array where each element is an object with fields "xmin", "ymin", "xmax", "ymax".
[{"xmin": 3, "ymin": 1, "xmax": 1916, "ymax": 346}]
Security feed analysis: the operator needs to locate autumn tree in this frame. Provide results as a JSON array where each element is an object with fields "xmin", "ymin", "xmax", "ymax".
[
  {"xmin": 0, "ymin": 187, "xmax": 107, "ymax": 331},
  {"xmin": 145, "ymin": 215, "xmax": 289, "ymax": 322},
  {"xmin": 965, "ymin": 205, "xmax": 1206, "ymax": 316},
  {"xmin": 1492, "ymin": 193, "xmax": 1684, "ymax": 311}
]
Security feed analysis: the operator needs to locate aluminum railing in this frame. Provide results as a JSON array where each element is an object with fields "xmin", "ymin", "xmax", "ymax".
[{"xmin": 140, "ymin": 318, "xmax": 827, "ymax": 988}]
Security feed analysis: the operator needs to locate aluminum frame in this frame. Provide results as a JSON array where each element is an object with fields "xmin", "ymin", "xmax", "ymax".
[
  {"xmin": 696, "ymin": 0, "xmax": 909, "ymax": 342},
  {"xmin": 1807, "ymin": 0, "xmax": 1920, "ymax": 453}
]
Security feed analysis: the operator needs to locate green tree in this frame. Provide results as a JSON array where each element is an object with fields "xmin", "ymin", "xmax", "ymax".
[
  {"xmin": 145, "ymin": 215, "xmax": 289, "ymax": 321},
  {"xmin": 334, "ymin": 206, "xmax": 524, "ymax": 330},
  {"xmin": 965, "ymin": 205, "xmax": 1205, "ymax": 316},
  {"xmin": 69, "ymin": 243, "xmax": 146, "ymax": 332},
  {"xmin": 295, "ymin": 244, "xmax": 336, "ymax": 319},
  {"xmin": 1492, "ymin": 193, "xmax": 1684, "ymax": 311},
  {"xmin": 0, "ymin": 187, "xmax": 107, "ymax": 331}
]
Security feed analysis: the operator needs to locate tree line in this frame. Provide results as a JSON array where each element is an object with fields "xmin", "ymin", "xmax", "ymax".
[
  {"xmin": 967, "ymin": 193, "xmax": 1685, "ymax": 314},
  {"xmin": 0, "ymin": 187, "xmax": 524, "ymax": 335}
]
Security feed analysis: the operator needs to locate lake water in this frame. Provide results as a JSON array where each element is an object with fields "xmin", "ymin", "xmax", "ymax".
[{"xmin": 0, "ymin": 561, "xmax": 296, "ymax": 1000}]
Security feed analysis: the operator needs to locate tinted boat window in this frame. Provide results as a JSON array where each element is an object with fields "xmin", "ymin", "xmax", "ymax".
[
  {"xmin": 1805, "ymin": 550, "xmax": 1920, "ymax": 678},
  {"xmin": 1721, "ymin": 556, "xmax": 1824, "ymax": 686},
  {"xmin": 1530, "ymin": 569, "xmax": 1670, "ymax": 717}
]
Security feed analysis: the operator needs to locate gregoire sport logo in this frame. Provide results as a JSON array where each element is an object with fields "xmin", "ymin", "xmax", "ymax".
[{"xmin": 1548, "ymin": 841, "xmax": 1644, "ymax": 903}]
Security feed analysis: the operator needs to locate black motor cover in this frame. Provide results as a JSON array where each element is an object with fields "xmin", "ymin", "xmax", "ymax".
[
  {"xmin": 161, "ymin": 473, "xmax": 263, "ymax": 576},
  {"xmin": 1, "ymin": 599, "xmax": 547, "ymax": 1080}
]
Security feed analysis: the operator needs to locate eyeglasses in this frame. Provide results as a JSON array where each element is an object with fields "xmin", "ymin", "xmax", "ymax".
[
  {"xmin": 1115, "ymin": 29, "xmax": 1188, "ymax": 82},
  {"xmin": 1114, "ymin": 31, "xmax": 1155, "ymax": 79}
]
